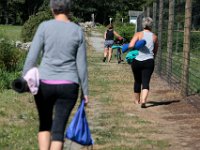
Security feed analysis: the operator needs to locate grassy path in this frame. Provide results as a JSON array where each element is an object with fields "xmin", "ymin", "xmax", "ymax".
[
  {"xmin": 87, "ymin": 47, "xmax": 173, "ymax": 150},
  {"xmin": 84, "ymin": 29, "xmax": 200, "ymax": 150},
  {"xmin": 1, "ymin": 28, "xmax": 200, "ymax": 150}
]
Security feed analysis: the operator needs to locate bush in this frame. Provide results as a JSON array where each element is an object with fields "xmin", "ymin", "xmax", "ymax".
[
  {"xmin": 97, "ymin": 23, "xmax": 135, "ymax": 42},
  {"xmin": 115, "ymin": 23, "xmax": 135, "ymax": 42},
  {"xmin": 0, "ymin": 69, "xmax": 20, "ymax": 90},
  {"xmin": 0, "ymin": 39, "xmax": 25, "ymax": 72},
  {"xmin": 21, "ymin": 10, "xmax": 83, "ymax": 42},
  {"xmin": 0, "ymin": 38, "xmax": 26, "ymax": 90},
  {"xmin": 71, "ymin": 15, "xmax": 83, "ymax": 24},
  {"xmin": 21, "ymin": 10, "xmax": 53, "ymax": 42}
]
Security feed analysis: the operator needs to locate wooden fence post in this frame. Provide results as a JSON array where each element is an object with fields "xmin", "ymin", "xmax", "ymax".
[
  {"xmin": 147, "ymin": 7, "xmax": 150, "ymax": 17},
  {"xmin": 175, "ymin": 23, "xmax": 180, "ymax": 53},
  {"xmin": 181, "ymin": 0, "xmax": 192, "ymax": 96},
  {"xmin": 157, "ymin": 0, "xmax": 163, "ymax": 75},
  {"xmin": 153, "ymin": 1, "xmax": 157, "ymax": 33},
  {"xmin": 167, "ymin": 0, "xmax": 175, "ymax": 85}
]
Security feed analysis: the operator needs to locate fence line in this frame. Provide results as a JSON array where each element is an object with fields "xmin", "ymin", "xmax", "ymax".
[{"xmin": 138, "ymin": 0, "xmax": 200, "ymax": 99}]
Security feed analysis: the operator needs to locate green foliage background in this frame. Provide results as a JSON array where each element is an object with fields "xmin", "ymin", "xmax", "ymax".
[
  {"xmin": 21, "ymin": 10, "xmax": 53, "ymax": 42},
  {"xmin": 0, "ymin": 27, "xmax": 26, "ymax": 90}
]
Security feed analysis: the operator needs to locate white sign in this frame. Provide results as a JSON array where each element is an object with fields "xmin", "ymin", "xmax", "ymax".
[{"xmin": 109, "ymin": 17, "xmax": 112, "ymax": 24}]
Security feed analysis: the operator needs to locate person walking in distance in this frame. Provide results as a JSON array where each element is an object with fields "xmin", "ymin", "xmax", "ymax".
[
  {"xmin": 22, "ymin": 0, "xmax": 89, "ymax": 149},
  {"xmin": 103, "ymin": 24, "xmax": 122, "ymax": 62},
  {"xmin": 128, "ymin": 17, "xmax": 158, "ymax": 108}
]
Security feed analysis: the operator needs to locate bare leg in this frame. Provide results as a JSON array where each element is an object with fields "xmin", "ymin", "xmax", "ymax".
[
  {"xmin": 38, "ymin": 131, "xmax": 51, "ymax": 150},
  {"xmin": 140, "ymin": 89, "xmax": 149, "ymax": 108},
  {"xmin": 103, "ymin": 47, "xmax": 108, "ymax": 62},
  {"xmin": 134, "ymin": 92, "xmax": 140, "ymax": 104},
  {"xmin": 50, "ymin": 141, "xmax": 63, "ymax": 150},
  {"xmin": 108, "ymin": 48, "xmax": 113, "ymax": 62}
]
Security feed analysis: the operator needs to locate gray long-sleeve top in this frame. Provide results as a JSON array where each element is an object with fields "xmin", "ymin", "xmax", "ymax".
[{"xmin": 22, "ymin": 20, "xmax": 88, "ymax": 96}]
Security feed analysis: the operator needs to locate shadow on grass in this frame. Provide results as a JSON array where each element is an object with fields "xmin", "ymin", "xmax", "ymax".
[{"xmin": 145, "ymin": 100, "xmax": 180, "ymax": 108}]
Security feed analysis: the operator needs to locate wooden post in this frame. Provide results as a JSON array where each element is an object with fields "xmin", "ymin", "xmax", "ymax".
[
  {"xmin": 181, "ymin": 0, "xmax": 192, "ymax": 96},
  {"xmin": 167, "ymin": 0, "xmax": 175, "ymax": 85},
  {"xmin": 175, "ymin": 23, "xmax": 180, "ymax": 53},
  {"xmin": 143, "ymin": 6, "xmax": 146, "ymax": 17},
  {"xmin": 153, "ymin": 1, "xmax": 157, "ymax": 33},
  {"xmin": 157, "ymin": 0, "xmax": 163, "ymax": 75},
  {"xmin": 147, "ymin": 7, "xmax": 150, "ymax": 17}
]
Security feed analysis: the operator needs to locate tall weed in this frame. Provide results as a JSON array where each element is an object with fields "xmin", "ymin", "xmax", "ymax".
[{"xmin": 0, "ymin": 38, "xmax": 26, "ymax": 90}]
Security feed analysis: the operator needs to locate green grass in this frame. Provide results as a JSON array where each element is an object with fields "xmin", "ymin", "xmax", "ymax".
[
  {"xmin": 0, "ymin": 90, "xmax": 38, "ymax": 149},
  {"xmin": 0, "ymin": 26, "xmax": 190, "ymax": 150},
  {"xmin": 0, "ymin": 25, "xmax": 22, "ymax": 41},
  {"xmin": 157, "ymin": 51, "xmax": 200, "ymax": 94},
  {"xmin": 87, "ymin": 45, "xmax": 170, "ymax": 149}
]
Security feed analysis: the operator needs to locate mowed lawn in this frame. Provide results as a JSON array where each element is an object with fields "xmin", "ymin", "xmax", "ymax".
[{"xmin": 0, "ymin": 25, "xmax": 22, "ymax": 41}]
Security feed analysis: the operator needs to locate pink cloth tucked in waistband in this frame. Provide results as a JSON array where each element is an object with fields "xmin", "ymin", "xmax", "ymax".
[{"xmin": 41, "ymin": 80, "xmax": 75, "ymax": 85}]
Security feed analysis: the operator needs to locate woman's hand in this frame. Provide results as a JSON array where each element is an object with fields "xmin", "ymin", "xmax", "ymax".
[{"xmin": 84, "ymin": 95, "xmax": 89, "ymax": 105}]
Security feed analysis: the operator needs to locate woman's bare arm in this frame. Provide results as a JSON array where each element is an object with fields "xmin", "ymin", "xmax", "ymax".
[
  {"xmin": 129, "ymin": 32, "xmax": 140, "ymax": 48},
  {"xmin": 153, "ymin": 35, "xmax": 158, "ymax": 57},
  {"xmin": 113, "ymin": 31, "xmax": 121, "ymax": 38},
  {"xmin": 104, "ymin": 31, "xmax": 107, "ymax": 39}
]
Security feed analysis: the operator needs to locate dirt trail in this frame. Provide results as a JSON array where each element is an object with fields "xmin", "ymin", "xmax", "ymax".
[{"xmin": 133, "ymin": 74, "xmax": 200, "ymax": 150}]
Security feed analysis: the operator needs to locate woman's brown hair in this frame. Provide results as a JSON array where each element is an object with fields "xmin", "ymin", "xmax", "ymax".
[{"xmin": 107, "ymin": 24, "xmax": 113, "ymax": 29}]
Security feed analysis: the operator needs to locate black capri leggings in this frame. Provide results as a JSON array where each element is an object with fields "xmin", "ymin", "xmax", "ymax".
[
  {"xmin": 34, "ymin": 82, "xmax": 79, "ymax": 142},
  {"xmin": 131, "ymin": 59, "xmax": 154, "ymax": 93}
]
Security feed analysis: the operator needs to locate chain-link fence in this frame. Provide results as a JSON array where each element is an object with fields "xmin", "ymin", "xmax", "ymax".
[{"xmin": 137, "ymin": 0, "xmax": 200, "ymax": 100}]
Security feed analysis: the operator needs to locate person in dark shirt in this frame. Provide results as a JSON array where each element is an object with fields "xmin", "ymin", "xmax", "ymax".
[{"xmin": 103, "ymin": 24, "xmax": 122, "ymax": 62}]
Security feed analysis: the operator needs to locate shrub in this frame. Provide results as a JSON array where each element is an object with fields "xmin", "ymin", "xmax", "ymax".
[
  {"xmin": 21, "ymin": 10, "xmax": 53, "ymax": 42},
  {"xmin": 21, "ymin": 10, "xmax": 83, "ymax": 42},
  {"xmin": 115, "ymin": 23, "xmax": 135, "ymax": 42},
  {"xmin": 71, "ymin": 15, "xmax": 83, "ymax": 24},
  {"xmin": 97, "ymin": 23, "xmax": 135, "ymax": 42},
  {"xmin": 0, "ymin": 38, "xmax": 26, "ymax": 90},
  {"xmin": 0, "ymin": 69, "xmax": 20, "ymax": 90},
  {"xmin": 0, "ymin": 39, "xmax": 25, "ymax": 72}
]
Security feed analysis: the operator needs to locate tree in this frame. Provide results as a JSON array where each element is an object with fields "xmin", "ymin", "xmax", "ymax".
[
  {"xmin": 0, "ymin": 0, "xmax": 153, "ymax": 25},
  {"xmin": 71, "ymin": 0, "xmax": 146, "ymax": 24}
]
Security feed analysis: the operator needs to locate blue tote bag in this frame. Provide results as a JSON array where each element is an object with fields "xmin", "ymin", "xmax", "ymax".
[{"xmin": 65, "ymin": 100, "xmax": 94, "ymax": 146}]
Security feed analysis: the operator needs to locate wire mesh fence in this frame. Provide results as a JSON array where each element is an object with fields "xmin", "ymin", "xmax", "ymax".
[{"xmin": 138, "ymin": 0, "xmax": 200, "ymax": 99}]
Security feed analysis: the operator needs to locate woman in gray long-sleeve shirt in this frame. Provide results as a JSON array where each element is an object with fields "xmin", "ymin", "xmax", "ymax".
[{"xmin": 22, "ymin": 0, "xmax": 88, "ymax": 149}]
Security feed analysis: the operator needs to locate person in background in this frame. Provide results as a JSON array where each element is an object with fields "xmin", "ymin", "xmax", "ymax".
[
  {"xmin": 103, "ymin": 24, "xmax": 122, "ymax": 62},
  {"xmin": 22, "ymin": 0, "xmax": 88, "ymax": 149},
  {"xmin": 128, "ymin": 17, "xmax": 158, "ymax": 108}
]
